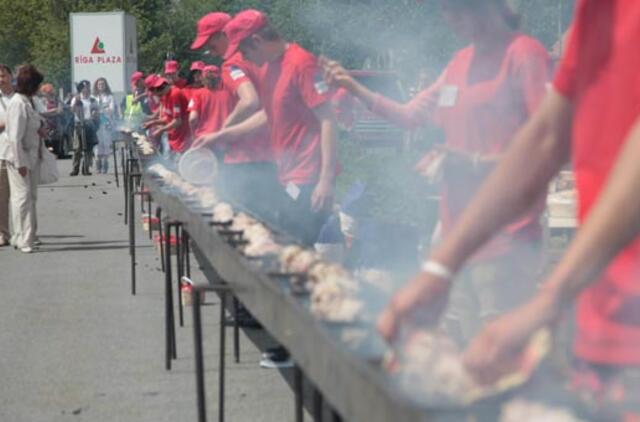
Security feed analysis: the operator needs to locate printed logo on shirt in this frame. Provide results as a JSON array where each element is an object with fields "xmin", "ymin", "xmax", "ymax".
[
  {"xmin": 314, "ymin": 72, "xmax": 329, "ymax": 95},
  {"xmin": 438, "ymin": 85, "xmax": 459, "ymax": 108},
  {"xmin": 229, "ymin": 66, "xmax": 246, "ymax": 81},
  {"xmin": 173, "ymin": 105, "xmax": 181, "ymax": 114}
]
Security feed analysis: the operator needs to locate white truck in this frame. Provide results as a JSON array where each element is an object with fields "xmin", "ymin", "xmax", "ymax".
[{"xmin": 70, "ymin": 11, "xmax": 138, "ymax": 103}]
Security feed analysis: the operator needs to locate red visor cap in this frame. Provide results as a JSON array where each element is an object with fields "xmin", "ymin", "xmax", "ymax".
[
  {"xmin": 164, "ymin": 60, "xmax": 179, "ymax": 75},
  {"xmin": 203, "ymin": 65, "xmax": 220, "ymax": 77},
  {"xmin": 223, "ymin": 9, "xmax": 268, "ymax": 60},
  {"xmin": 130, "ymin": 71, "xmax": 145, "ymax": 84},
  {"xmin": 191, "ymin": 12, "xmax": 232, "ymax": 50},
  {"xmin": 190, "ymin": 61, "xmax": 206, "ymax": 72}
]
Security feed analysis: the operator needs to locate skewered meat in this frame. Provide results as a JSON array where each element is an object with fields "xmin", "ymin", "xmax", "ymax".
[
  {"xmin": 244, "ymin": 237, "xmax": 282, "ymax": 257},
  {"xmin": 243, "ymin": 223, "xmax": 271, "ymax": 242},
  {"xmin": 213, "ymin": 203, "xmax": 234, "ymax": 223},
  {"xmin": 308, "ymin": 263, "xmax": 350, "ymax": 288},
  {"xmin": 310, "ymin": 275, "xmax": 363, "ymax": 323},
  {"xmin": 389, "ymin": 330, "xmax": 476, "ymax": 407},
  {"xmin": 197, "ymin": 190, "xmax": 219, "ymax": 208},
  {"xmin": 279, "ymin": 245, "xmax": 304, "ymax": 271},
  {"xmin": 231, "ymin": 213, "xmax": 258, "ymax": 231},
  {"xmin": 288, "ymin": 250, "xmax": 320, "ymax": 274},
  {"xmin": 500, "ymin": 399, "xmax": 587, "ymax": 422}
]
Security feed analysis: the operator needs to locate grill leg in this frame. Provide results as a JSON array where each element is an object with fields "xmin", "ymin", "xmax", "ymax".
[
  {"xmin": 184, "ymin": 231, "xmax": 191, "ymax": 278},
  {"xmin": 193, "ymin": 290, "xmax": 207, "ymax": 422},
  {"xmin": 157, "ymin": 208, "xmax": 165, "ymax": 273},
  {"xmin": 331, "ymin": 410, "xmax": 343, "ymax": 422},
  {"xmin": 313, "ymin": 388, "xmax": 323, "ymax": 421},
  {"xmin": 219, "ymin": 292, "xmax": 226, "ymax": 422},
  {"xmin": 120, "ymin": 146, "xmax": 126, "ymax": 187},
  {"xmin": 176, "ymin": 224, "xmax": 184, "ymax": 327},
  {"xmin": 112, "ymin": 141, "xmax": 119, "ymax": 188},
  {"xmin": 128, "ymin": 174, "xmax": 137, "ymax": 296},
  {"xmin": 164, "ymin": 222, "xmax": 177, "ymax": 369},
  {"xmin": 123, "ymin": 158, "xmax": 129, "ymax": 225},
  {"xmin": 233, "ymin": 297, "xmax": 240, "ymax": 363},
  {"xmin": 294, "ymin": 365, "xmax": 304, "ymax": 422},
  {"xmin": 147, "ymin": 195, "xmax": 153, "ymax": 240}
]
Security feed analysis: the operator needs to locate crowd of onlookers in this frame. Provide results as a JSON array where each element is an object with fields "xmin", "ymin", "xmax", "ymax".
[{"xmin": 0, "ymin": 63, "xmax": 119, "ymax": 253}]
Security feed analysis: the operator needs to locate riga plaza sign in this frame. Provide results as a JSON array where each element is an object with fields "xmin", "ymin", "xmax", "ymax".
[{"xmin": 70, "ymin": 12, "xmax": 138, "ymax": 100}]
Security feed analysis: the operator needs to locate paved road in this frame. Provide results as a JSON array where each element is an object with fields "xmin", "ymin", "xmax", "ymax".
[{"xmin": 0, "ymin": 159, "xmax": 294, "ymax": 422}]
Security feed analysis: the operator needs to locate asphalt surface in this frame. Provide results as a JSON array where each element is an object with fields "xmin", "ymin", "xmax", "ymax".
[{"xmin": 0, "ymin": 158, "xmax": 296, "ymax": 422}]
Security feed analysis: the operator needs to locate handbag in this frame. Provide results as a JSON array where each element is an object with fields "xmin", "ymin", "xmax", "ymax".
[{"xmin": 38, "ymin": 143, "xmax": 59, "ymax": 185}]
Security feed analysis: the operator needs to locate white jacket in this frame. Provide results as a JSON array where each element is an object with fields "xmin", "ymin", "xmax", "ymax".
[
  {"xmin": 0, "ymin": 90, "xmax": 14, "ymax": 161},
  {"xmin": 5, "ymin": 94, "xmax": 42, "ymax": 169}
]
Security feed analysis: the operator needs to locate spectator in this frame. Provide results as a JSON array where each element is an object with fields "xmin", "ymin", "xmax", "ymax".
[
  {"xmin": 4, "ymin": 65, "xmax": 44, "ymax": 253},
  {"xmin": 37, "ymin": 83, "xmax": 65, "ymax": 155},
  {"xmin": 122, "ymin": 71, "xmax": 150, "ymax": 130},
  {"xmin": 93, "ymin": 77, "xmax": 117, "ymax": 174},
  {"xmin": 70, "ymin": 80, "xmax": 99, "ymax": 176},
  {"xmin": 0, "ymin": 63, "xmax": 15, "ymax": 246}
]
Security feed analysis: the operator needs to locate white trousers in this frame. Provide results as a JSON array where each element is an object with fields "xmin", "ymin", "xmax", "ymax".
[{"xmin": 6, "ymin": 162, "xmax": 38, "ymax": 248}]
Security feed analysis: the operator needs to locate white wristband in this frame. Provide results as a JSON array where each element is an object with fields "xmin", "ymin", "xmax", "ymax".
[{"xmin": 421, "ymin": 260, "xmax": 454, "ymax": 281}]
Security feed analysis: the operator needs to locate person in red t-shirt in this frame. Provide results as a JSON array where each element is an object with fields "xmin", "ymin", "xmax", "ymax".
[
  {"xmin": 164, "ymin": 60, "xmax": 188, "ymax": 89},
  {"xmin": 143, "ymin": 76, "xmax": 190, "ymax": 157},
  {"xmin": 325, "ymin": 0, "xmax": 550, "ymax": 345},
  {"xmin": 375, "ymin": 0, "xmax": 640, "ymax": 401},
  {"xmin": 188, "ymin": 65, "xmax": 232, "ymax": 139},
  {"xmin": 195, "ymin": 10, "xmax": 338, "ymax": 246},
  {"xmin": 189, "ymin": 11, "xmax": 286, "ymax": 225},
  {"xmin": 182, "ymin": 61, "xmax": 205, "ymax": 102}
]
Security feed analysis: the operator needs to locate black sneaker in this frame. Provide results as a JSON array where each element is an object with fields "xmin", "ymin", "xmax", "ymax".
[{"xmin": 260, "ymin": 346, "xmax": 293, "ymax": 369}]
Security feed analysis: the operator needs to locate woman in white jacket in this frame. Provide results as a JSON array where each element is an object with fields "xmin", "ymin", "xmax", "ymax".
[{"xmin": 5, "ymin": 65, "xmax": 44, "ymax": 253}]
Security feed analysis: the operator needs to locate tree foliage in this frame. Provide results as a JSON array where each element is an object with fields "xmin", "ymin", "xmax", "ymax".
[{"xmin": 0, "ymin": 0, "xmax": 574, "ymax": 91}]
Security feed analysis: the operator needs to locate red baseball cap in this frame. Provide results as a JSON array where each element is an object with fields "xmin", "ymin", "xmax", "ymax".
[
  {"xmin": 130, "ymin": 71, "xmax": 145, "ymax": 84},
  {"xmin": 203, "ymin": 65, "xmax": 220, "ymax": 77},
  {"xmin": 191, "ymin": 12, "xmax": 232, "ymax": 50},
  {"xmin": 144, "ymin": 74, "xmax": 159, "ymax": 89},
  {"xmin": 164, "ymin": 60, "xmax": 179, "ymax": 75},
  {"xmin": 223, "ymin": 9, "xmax": 268, "ymax": 60},
  {"xmin": 150, "ymin": 76, "xmax": 169, "ymax": 89},
  {"xmin": 190, "ymin": 61, "xmax": 206, "ymax": 72}
]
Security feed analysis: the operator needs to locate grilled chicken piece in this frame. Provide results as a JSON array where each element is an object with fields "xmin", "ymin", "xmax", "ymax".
[
  {"xmin": 288, "ymin": 250, "xmax": 319, "ymax": 274},
  {"xmin": 310, "ymin": 275, "xmax": 362, "ymax": 323},
  {"xmin": 501, "ymin": 400, "xmax": 587, "ymax": 422},
  {"xmin": 231, "ymin": 213, "xmax": 258, "ymax": 231},
  {"xmin": 213, "ymin": 203, "xmax": 234, "ymax": 223},
  {"xmin": 279, "ymin": 245, "xmax": 304, "ymax": 272},
  {"xmin": 389, "ymin": 330, "xmax": 476, "ymax": 407},
  {"xmin": 245, "ymin": 237, "xmax": 282, "ymax": 257}
]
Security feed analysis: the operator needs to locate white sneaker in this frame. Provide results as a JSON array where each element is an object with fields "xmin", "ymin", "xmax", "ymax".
[
  {"xmin": 20, "ymin": 246, "xmax": 33, "ymax": 253},
  {"xmin": 0, "ymin": 237, "xmax": 9, "ymax": 247}
]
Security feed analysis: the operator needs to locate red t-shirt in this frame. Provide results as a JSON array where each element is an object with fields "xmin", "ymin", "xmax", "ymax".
[
  {"xmin": 220, "ymin": 52, "xmax": 272, "ymax": 164},
  {"xmin": 147, "ymin": 91, "xmax": 161, "ymax": 114},
  {"xmin": 372, "ymin": 33, "xmax": 550, "ymax": 260},
  {"xmin": 181, "ymin": 86, "xmax": 203, "ymax": 103},
  {"xmin": 260, "ymin": 44, "xmax": 333, "ymax": 185},
  {"xmin": 161, "ymin": 86, "xmax": 190, "ymax": 152},
  {"xmin": 188, "ymin": 86, "xmax": 234, "ymax": 138},
  {"xmin": 553, "ymin": 0, "xmax": 640, "ymax": 365}
]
